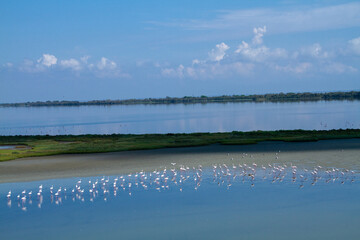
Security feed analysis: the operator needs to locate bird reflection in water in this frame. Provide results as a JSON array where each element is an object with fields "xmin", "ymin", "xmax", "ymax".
[{"xmin": 5, "ymin": 161, "xmax": 358, "ymax": 211}]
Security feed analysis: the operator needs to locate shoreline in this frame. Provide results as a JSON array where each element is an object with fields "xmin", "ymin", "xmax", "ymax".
[
  {"xmin": 0, "ymin": 138, "xmax": 359, "ymax": 183},
  {"xmin": 1, "ymin": 91, "xmax": 359, "ymax": 107}
]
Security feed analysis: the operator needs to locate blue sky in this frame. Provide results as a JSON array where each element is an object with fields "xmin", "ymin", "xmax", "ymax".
[{"xmin": 1, "ymin": 0, "xmax": 360, "ymax": 103}]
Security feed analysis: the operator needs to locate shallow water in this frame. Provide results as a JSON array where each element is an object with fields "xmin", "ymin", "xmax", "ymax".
[
  {"xmin": 0, "ymin": 100, "xmax": 359, "ymax": 135},
  {"xmin": 1, "ymin": 165, "xmax": 359, "ymax": 240},
  {"xmin": 0, "ymin": 146, "xmax": 15, "ymax": 150}
]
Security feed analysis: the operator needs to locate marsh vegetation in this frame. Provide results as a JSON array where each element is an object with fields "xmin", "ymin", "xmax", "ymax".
[{"xmin": 1, "ymin": 129, "xmax": 360, "ymax": 161}]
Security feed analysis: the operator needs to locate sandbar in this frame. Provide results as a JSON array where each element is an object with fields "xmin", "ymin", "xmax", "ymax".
[{"xmin": 0, "ymin": 138, "xmax": 359, "ymax": 183}]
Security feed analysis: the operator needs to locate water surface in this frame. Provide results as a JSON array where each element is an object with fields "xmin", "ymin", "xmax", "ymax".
[
  {"xmin": 1, "ymin": 164, "xmax": 359, "ymax": 240},
  {"xmin": 0, "ymin": 100, "xmax": 359, "ymax": 135},
  {"xmin": 0, "ymin": 146, "xmax": 15, "ymax": 150}
]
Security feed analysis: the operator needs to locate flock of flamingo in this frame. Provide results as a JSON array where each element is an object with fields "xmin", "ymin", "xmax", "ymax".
[{"xmin": 3, "ymin": 161, "xmax": 358, "ymax": 212}]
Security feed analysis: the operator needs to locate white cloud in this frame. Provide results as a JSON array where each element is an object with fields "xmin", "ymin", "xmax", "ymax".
[
  {"xmin": 37, "ymin": 54, "xmax": 57, "ymax": 67},
  {"xmin": 300, "ymin": 43, "xmax": 330, "ymax": 59},
  {"xmin": 80, "ymin": 55, "xmax": 90, "ymax": 64},
  {"xmin": 235, "ymin": 41, "xmax": 270, "ymax": 61},
  {"xmin": 92, "ymin": 57, "xmax": 130, "ymax": 78},
  {"xmin": 177, "ymin": 64, "xmax": 185, "ymax": 77},
  {"xmin": 19, "ymin": 59, "xmax": 47, "ymax": 73},
  {"xmin": 252, "ymin": 26, "xmax": 266, "ymax": 45},
  {"xmin": 192, "ymin": 59, "xmax": 201, "ymax": 65},
  {"xmin": 97, "ymin": 57, "xmax": 117, "ymax": 70},
  {"xmin": 16, "ymin": 55, "xmax": 129, "ymax": 78},
  {"xmin": 162, "ymin": 64, "xmax": 185, "ymax": 78},
  {"xmin": 235, "ymin": 26, "xmax": 287, "ymax": 62},
  {"xmin": 162, "ymin": 61, "xmax": 254, "ymax": 79},
  {"xmin": 5, "ymin": 53, "xmax": 131, "ymax": 79},
  {"xmin": 60, "ymin": 58, "xmax": 82, "ymax": 71},
  {"xmin": 208, "ymin": 42, "xmax": 230, "ymax": 61},
  {"xmin": 19, "ymin": 59, "xmax": 35, "ymax": 72},
  {"xmin": 349, "ymin": 37, "xmax": 360, "ymax": 55},
  {"xmin": 157, "ymin": 30, "xmax": 360, "ymax": 79},
  {"xmin": 186, "ymin": 66, "xmax": 196, "ymax": 77}
]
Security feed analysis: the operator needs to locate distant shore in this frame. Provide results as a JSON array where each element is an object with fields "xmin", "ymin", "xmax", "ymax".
[
  {"xmin": 1, "ymin": 91, "xmax": 359, "ymax": 107},
  {"xmin": 0, "ymin": 138, "xmax": 359, "ymax": 183}
]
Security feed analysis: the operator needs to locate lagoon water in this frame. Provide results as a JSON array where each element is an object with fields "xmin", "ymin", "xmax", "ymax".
[
  {"xmin": 1, "ymin": 101, "xmax": 360, "ymax": 239},
  {"xmin": 0, "ymin": 146, "xmax": 15, "ymax": 150},
  {"xmin": 0, "ymin": 100, "xmax": 360, "ymax": 135},
  {"xmin": 0, "ymin": 166, "xmax": 359, "ymax": 240}
]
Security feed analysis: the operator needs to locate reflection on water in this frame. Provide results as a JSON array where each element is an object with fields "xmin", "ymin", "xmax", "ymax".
[
  {"xmin": 0, "ymin": 146, "xmax": 15, "ymax": 150},
  {"xmin": 0, "ymin": 100, "xmax": 360, "ymax": 135},
  {"xmin": 1, "ymin": 163, "xmax": 359, "ymax": 239},
  {"xmin": 2, "ymin": 164, "xmax": 358, "ymax": 211}
]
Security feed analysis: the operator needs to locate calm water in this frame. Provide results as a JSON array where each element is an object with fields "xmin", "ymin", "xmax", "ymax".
[
  {"xmin": 0, "ymin": 146, "xmax": 15, "ymax": 150},
  {"xmin": 1, "ymin": 101, "xmax": 360, "ymax": 239},
  {"xmin": 1, "ymin": 165, "xmax": 359, "ymax": 240},
  {"xmin": 0, "ymin": 100, "xmax": 359, "ymax": 135}
]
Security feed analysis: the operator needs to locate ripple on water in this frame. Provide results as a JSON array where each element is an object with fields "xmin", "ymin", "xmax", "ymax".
[
  {"xmin": 0, "ymin": 145, "xmax": 30, "ymax": 150},
  {"xmin": 0, "ymin": 164, "xmax": 359, "ymax": 240}
]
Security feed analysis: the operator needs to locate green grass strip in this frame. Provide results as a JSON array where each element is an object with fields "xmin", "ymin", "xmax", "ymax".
[{"xmin": 0, "ymin": 129, "xmax": 360, "ymax": 161}]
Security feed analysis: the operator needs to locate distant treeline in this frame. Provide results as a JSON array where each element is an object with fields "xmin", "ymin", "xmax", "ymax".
[{"xmin": 1, "ymin": 91, "xmax": 360, "ymax": 107}]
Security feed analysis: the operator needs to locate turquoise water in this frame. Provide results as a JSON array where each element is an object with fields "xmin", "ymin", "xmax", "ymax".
[
  {"xmin": 1, "ymin": 165, "xmax": 359, "ymax": 240},
  {"xmin": 0, "ymin": 100, "xmax": 359, "ymax": 135}
]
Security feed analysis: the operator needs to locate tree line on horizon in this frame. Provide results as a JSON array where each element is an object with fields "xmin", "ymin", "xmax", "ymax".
[{"xmin": 1, "ymin": 91, "xmax": 360, "ymax": 107}]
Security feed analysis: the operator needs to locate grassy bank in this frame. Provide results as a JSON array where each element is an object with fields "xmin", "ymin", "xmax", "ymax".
[{"xmin": 0, "ymin": 129, "xmax": 360, "ymax": 161}]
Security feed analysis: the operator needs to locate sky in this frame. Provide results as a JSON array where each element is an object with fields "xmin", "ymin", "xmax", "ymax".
[{"xmin": 0, "ymin": 0, "xmax": 360, "ymax": 103}]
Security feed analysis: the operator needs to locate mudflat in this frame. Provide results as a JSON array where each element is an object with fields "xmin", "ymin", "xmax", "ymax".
[{"xmin": 0, "ymin": 138, "xmax": 359, "ymax": 183}]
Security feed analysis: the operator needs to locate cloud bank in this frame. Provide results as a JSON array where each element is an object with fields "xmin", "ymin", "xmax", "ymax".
[
  {"xmin": 208, "ymin": 42, "xmax": 230, "ymax": 62},
  {"xmin": 161, "ymin": 26, "xmax": 358, "ymax": 79},
  {"xmin": 2, "ymin": 30, "xmax": 359, "ymax": 82},
  {"xmin": 15, "ymin": 55, "xmax": 128, "ymax": 78}
]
